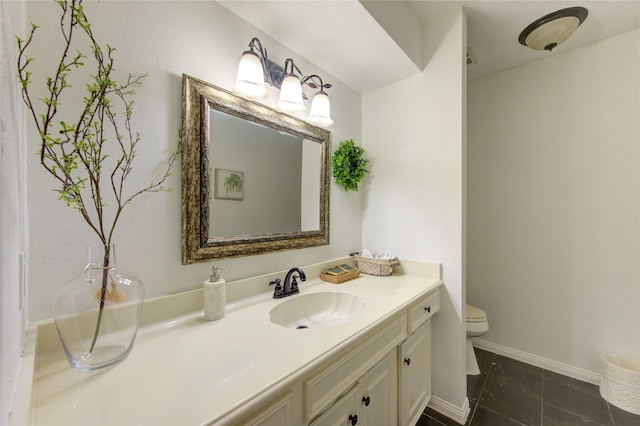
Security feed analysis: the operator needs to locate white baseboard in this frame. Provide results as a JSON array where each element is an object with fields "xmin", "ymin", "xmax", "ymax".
[
  {"xmin": 472, "ymin": 338, "xmax": 600, "ymax": 385},
  {"xmin": 427, "ymin": 395, "xmax": 470, "ymax": 425}
]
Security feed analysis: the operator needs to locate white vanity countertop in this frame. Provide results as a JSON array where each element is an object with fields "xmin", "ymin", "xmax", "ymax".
[{"xmin": 27, "ymin": 264, "xmax": 442, "ymax": 425}]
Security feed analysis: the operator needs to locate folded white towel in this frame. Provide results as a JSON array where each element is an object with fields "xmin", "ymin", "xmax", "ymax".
[
  {"xmin": 361, "ymin": 248, "xmax": 375, "ymax": 258},
  {"xmin": 361, "ymin": 248, "xmax": 396, "ymax": 260}
]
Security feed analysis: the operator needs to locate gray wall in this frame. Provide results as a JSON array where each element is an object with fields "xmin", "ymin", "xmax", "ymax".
[{"xmin": 467, "ymin": 29, "xmax": 640, "ymax": 379}]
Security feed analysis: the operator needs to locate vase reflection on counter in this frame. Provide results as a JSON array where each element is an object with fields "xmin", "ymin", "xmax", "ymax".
[{"xmin": 52, "ymin": 244, "xmax": 144, "ymax": 371}]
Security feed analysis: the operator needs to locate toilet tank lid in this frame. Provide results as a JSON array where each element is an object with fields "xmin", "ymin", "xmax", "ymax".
[{"xmin": 466, "ymin": 304, "xmax": 487, "ymax": 321}]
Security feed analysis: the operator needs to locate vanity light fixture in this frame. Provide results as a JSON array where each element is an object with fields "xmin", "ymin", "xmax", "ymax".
[
  {"xmin": 232, "ymin": 37, "xmax": 333, "ymax": 127},
  {"xmin": 304, "ymin": 75, "xmax": 334, "ymax": 127},
  {"xmin": 232, "ymin": 38, "xmax": 269, "ymax": 99},
  {"xmin": 276, "ymin": 59, "xmax": 306, "ymax": 113},
  {"xmin": 518, "ymin": 7, "xmax": 588, "ymax": 52}
]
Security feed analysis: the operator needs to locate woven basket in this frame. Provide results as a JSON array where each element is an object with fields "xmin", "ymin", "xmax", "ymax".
[
  {"xmin": 600, "ymin": 353, "xmax": 640, "ymax": 415},
  {"xmin": 353, "ymin": 255, "xmax": 400, "ymax": 276},
  {"xmin": 320, "ymin": 269, "xmax": 360, "ymax": 284}
]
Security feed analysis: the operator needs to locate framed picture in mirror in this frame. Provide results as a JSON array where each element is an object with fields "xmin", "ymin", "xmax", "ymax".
[{"xmin": 214, "ymin": 168, "xmax": 244, "ymax": 200}]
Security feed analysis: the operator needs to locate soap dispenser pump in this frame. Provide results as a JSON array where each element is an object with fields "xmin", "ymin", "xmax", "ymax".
[{"xmin": 204, "ymin": 266, "xmax": 227, "ymax": 321}]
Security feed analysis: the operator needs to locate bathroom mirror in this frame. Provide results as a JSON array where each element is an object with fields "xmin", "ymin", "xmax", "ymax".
[{"xmin": 181, "ymin": 74, "xmax": 330, "ymax": 264}]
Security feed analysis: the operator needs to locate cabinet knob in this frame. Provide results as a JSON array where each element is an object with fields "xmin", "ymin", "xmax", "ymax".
[
  {"xmin": 349, "ymin": 414, "xmax": 358, "ymax": 425},
  {"xmin": 362, "ymin": 396, "xmax": 371, "ymax": 406},
  {"xmin": 404, "ymin": 358, "xmax": 411, "ymax": 365},
  {"xmin": 424, "ymin": 306, "xmax": 431, "ymax": 313}
]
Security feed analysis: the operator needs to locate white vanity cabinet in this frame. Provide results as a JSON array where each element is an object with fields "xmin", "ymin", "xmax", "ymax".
[
  {"xmin": 304, "ymin": 289, "xmax": 440, "ymax": 426},
  {"xmin": 309, "ymin": 387, "xmax": 359, "ymax": 426},
  {"xmin": 399, "ymin": 291, "xmax": 439, "ymax": 426},
  {"xmin": 237, "ymin": 391, "xmax": 296, "ymax": 426},
  {"xmin": 399, "ymin": 320, "xmax": 431, "ymax": 426},
  {"xmin": 304, "ymin": 314, "xmax": 407, "ymax": 423},
  {"xmin": 234, "ymin": 288, "xmax": 441, "ymax": 426},
  {"xmin": 356, "ymin": 349, "xmax": 398, "ymax": 425},
  {"xmin": 309, "ymin": 350, "xmax": 398, "ymax": 426}
]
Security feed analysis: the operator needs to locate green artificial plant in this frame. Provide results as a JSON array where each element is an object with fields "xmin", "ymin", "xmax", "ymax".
[
  {"xmin": 16, "ymin": 0, "xmax": 179, "ymax": 352},
  {"xmin": 331, "ymin": 139, "xmax": 369, "ymax": 192}
]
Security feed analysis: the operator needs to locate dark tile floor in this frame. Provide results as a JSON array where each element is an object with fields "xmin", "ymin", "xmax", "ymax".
[{"xmin": 419, "ymin": 348, "xmax": 640, "ymax": 426}]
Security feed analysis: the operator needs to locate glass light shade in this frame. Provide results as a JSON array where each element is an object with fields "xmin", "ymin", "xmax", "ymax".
[
  {"xmin": 523, "ymin": 16, "xmax": 581, "ymax": 51},
  {"xmin": 307, "ymin": 91, "xmax": 333, "ymax": 127},
  {"xmin": 232, "ymin": 51, "xmax": 268, "ymax": 99},
  {"xmin": 277, "ymin": 74, "xmax": 306, "ymax": 113}
]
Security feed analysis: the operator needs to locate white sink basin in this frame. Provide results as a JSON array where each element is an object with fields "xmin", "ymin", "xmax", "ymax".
[{"xmin": 269, "ymin": 292, "xmax": 366, "ymax": 329}]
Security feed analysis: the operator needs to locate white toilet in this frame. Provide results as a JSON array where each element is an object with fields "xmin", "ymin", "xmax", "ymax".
[{"xmin": 466, "ymin": 304, "xmax": 489, "ymax": 375}]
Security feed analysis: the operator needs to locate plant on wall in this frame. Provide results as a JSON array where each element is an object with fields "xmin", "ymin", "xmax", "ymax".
[
  {"xmin": 224, "ymin": 172, "xmax": 243, "ymax": 196},
  {"xmin": 16, "ymin": 0, "xmax": 179, "ymax": 364},
  {"xmin": 331, "ymin": 139, "xmax": 369, "ymax": 192}
]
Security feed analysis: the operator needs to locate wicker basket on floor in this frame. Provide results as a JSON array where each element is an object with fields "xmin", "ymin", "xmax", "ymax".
[{"xmin": 600, "ymin": 353, "xmax": 640, "ymax": 415}]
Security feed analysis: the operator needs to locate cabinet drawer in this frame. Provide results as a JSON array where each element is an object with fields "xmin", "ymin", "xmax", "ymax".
[
  {"xmin": 304, "ymin": 313, "xmax": 407, "ymax": 421},
  {"xmin": 407, "ymin": 290, "xmax": 439, "ymax": 334}
]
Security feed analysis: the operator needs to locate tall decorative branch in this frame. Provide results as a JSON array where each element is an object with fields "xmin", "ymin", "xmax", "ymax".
[{"xmin": 16, "ymin": 0, "xmax": 180, "ymax": 352}]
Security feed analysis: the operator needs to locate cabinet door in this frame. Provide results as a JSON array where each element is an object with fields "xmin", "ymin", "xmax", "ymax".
[
  {"xmin": 310, "ymin": 387, "xmax": 359, "ymax": 426},
  {"xmin": 358, "ymin": 350, "xmax": 398, "ymax": 426},
  {"xmin": 304, "ymin": 314, "xmax": 406, "ymax": 422},
  {"xmin": 399, "ymin": 320, "xmax": 431, "ymax": 426}
]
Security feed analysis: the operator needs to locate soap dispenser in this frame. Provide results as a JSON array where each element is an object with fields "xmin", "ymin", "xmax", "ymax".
[{"xmin": 204, "ymin": 266, "xmax": 227, "ymax": 321}]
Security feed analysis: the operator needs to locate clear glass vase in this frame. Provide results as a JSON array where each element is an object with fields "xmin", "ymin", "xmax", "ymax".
[{"xmin": 52, "ymin": 244, "xmax": 144, "ymax": 371}]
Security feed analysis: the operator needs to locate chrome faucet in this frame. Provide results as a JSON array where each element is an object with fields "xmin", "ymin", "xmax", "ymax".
[{"xmin": 269, "ymin": 267, "xmax": 306, "ymax": 299}]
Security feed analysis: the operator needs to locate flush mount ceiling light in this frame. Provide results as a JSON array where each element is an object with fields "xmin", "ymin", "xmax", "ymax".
[
  {"xmin": 518, "ymin": 7, "xmax": 588, "ymax": 52},
  {"xmin": 232, "ymin": 37, "xmax": 333, "ymax": 127}
]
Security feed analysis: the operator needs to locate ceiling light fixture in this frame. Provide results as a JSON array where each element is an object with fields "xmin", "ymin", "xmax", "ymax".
[
  {"xmin": 518, "ymin": 7, "xmax": 588, "ymax": 52},
  {"xmin": 232, "ymin": 37, "xmax": 333, "ymax": 127}
]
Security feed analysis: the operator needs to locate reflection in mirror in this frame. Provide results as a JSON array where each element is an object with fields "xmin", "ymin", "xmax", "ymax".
[
  {"xmin": 209, "ymin": 110, "xmax": 321, "ymax": 237},
  {"xmin": 182, "ymin": 74, "xmax": 330, "ymax": 264}
]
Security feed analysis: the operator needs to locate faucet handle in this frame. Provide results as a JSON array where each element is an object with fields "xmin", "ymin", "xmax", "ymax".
[
  {"xmin": 269, "ymin": 278, "xmax": 282, "ymax": 298},
  {"xmin": 269, "ymin": 278, "xmax": 281, "ymax": 288},
  {"xmin": 290, "ymin": 275, "xmax": 298, "ymax": 291}
]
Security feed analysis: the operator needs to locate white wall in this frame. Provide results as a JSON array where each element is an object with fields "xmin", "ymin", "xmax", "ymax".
[
  {"xmin": 362, "ymin": 6, "xmax": 468, "ymax": 421},
  {"xmin": 1, "ymin": 1, "xmax": 28, "ymax": 423},
  {"xmin": 15, "ymin": 0, "xmax": 362, "ymax": 323},
  {"xmin": 468, "ymin": 29, "xmax": 640, "ymax": 378}
]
